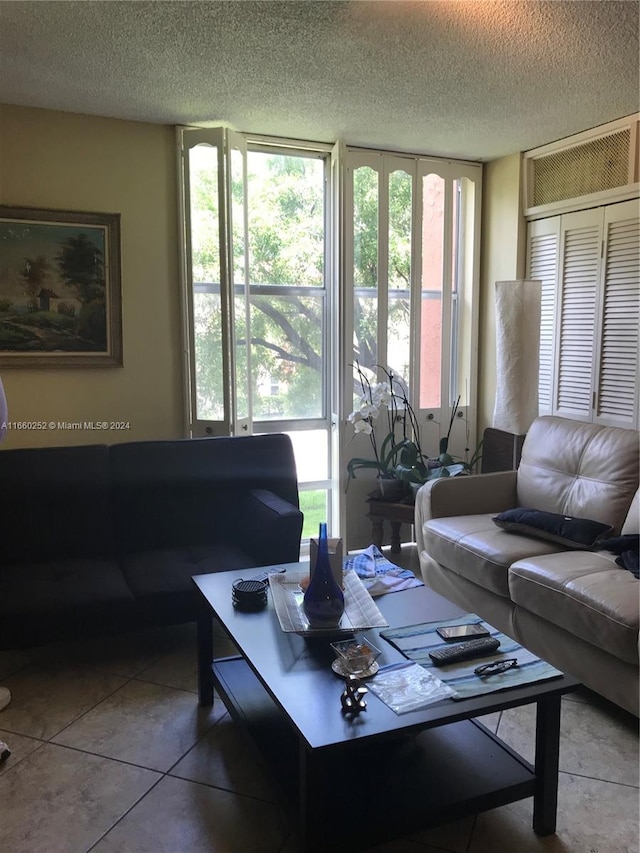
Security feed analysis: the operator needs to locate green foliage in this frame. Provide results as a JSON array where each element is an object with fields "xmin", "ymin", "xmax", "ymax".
[
  {"xmin": 353, "ymin": 166, "xmax": 378, "ymax": 288},
  {"xmin": 436, "ymin": 397, "xmax": 483, "ymax": 475},
  {"xmin": 352, "ymin": 165, "xmax": 412, "ymax": 375},
  {"xmin": 346, "ymin": 363, "xmax": 429, "ymax": 486},
  {"xmin": 57, "ymin": 234, "xmax": 105, "ymax": 304},
  {"xmin": 76, "ymin": 299, "xmax": 107, "ymax": 346},
  {"xmin": 193, "ymin": 150, "xmax": 328, "ymax": 418},
  {"xmin": 300, "ymin": 490, "xmax": 327, "ymax": 540},
  {"xmin": 191, "ymin": 151, "xmax": 415, "ymax": 423},
  {"xmin": 248, "ymin": 153, "xmax": 323, "ymax": 287},
  {"xmin": 0, "ymin": 323, "xmax": 38, "ymax": 345},
  {"xmin": 346, "ymin": 365, "xmax": 481, "ymax": 488},
  {"xmin": 194, "ymin": 293, "xmax": 224, "ymax": 420},
  {"xmin": 17, "ymin": 310, "xmax": 75, "ymax": 331},
  {"xmin": 0, "ymin": 299, "xmax": 12, "ymax": 312}
]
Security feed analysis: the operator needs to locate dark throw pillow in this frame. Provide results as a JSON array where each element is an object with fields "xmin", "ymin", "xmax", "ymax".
[
  {"xmin": 599, "ymin": 534, "xmax": 640, "ymax": 578},
  {"xmin": 492, "ymin": 507, "xmax": 613, "ymax": 550}
]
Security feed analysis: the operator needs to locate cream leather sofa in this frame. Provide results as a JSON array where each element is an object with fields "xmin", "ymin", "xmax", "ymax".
[{"xmin": 416, "ymin": 416, "xmax": 639, "ymax": 716}]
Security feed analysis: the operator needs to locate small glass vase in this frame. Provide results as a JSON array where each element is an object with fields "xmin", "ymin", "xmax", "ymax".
[{"xmin": 303, "ymin": 522, "xmax": 345, "ymax": 629}]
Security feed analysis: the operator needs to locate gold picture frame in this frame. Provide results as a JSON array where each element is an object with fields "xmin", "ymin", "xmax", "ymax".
[{"xmin": 0, "ymin": 206, "xmax": 122, "ymax": 367}]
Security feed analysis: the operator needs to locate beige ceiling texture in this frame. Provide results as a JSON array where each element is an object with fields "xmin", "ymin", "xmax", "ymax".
[{"xmin": 0, "ymin": 0, "xmax": 638, "ymax": 161}]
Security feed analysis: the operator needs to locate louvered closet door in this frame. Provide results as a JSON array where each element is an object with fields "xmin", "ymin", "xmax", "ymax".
[
  {"xmin": 553, "ymin": 209, "xmax": 603, "ymax": 422},
  {"xmin": 594, "ymin": 199, "xmax": 640, "ymax": 428},
  {"xmin": 526, "ymin": 217, "xmax": 560, "ymax": 415}
]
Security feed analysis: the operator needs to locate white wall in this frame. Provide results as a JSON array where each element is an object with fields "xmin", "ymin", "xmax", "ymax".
[
  {"xmin": 0, "ymin": 104, "xmax": 184, "ymax": 448},
  {"xmin": 477, "ymin": 153, "xmax": 527, "ymax": 435}
]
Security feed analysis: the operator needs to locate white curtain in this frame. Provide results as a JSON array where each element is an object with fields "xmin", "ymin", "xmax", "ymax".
[{"xmin": 493, "ymin": 280, "xmax": 542, "ymax": 435}]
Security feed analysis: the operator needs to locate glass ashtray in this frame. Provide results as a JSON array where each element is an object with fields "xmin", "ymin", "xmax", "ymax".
[{"xmin": 331, "ymin": 636, "xmax": 381, "ymax": 677}]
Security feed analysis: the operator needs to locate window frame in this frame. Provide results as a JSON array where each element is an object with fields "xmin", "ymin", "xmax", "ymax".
[{"xmin": 178, "ymin": 128, "xmax": 482, "ymax": 547}]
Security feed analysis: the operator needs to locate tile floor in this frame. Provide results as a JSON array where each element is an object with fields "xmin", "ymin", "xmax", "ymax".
[{"xmin": 0, "ymin": 547, "xmax": 638, "ymax": 853}]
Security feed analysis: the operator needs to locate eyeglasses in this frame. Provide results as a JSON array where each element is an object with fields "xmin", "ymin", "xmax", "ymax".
[{"xmin": 474, "ymin": 658, "xmax": 519, "ymax": 677}]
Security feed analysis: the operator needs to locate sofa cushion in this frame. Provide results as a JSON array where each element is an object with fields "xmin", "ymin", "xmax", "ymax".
[
  {"xmin": 0, "ymin": 558, "xmax": 135, "ymax": 648},
  {"xmin": 122, "ymin": 544, "xmax": 260, "ymax": 623},
  {"xmin": 110, "ymin": 435, "xmax": 300, "ymax": 555},
  {"xmin": 516, "ymin": 417, "xmax": 639, "ymax": 533},
  {"xmin": 0, "ymin": 444, "xmax": 113, "ymax": 563},
  {"xmin": 123, "ymin": 544, "xmax": 259, "ymax": 597},
  {"xmin": 492, "ymin": 507, "xmax": 612, "ymax": 549},
  {"xmin": 424, "ymin": 513, "xmax": 565, "ymax": 597},
  {"xmin": 621, "ymin": 489, "xmax": 639, "ymax": 535},
  {"xmin": 509, "ymin": 551, "xmax": 639, "ymax": 665}
]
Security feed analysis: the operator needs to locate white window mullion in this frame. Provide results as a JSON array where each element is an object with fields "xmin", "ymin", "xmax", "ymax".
[
  {"xmin": 451, "ymin": 163, "xmax": 482, "ymax": 460},
  {"xmin": 225, "ymin": 130, "xmax": 251, "ymax": 436},
  {"xmin": 330, "ymin": 141, "xmax": 345, "ymax": 535},
  {"xmin": 440, "ymin": 175, "xmax": 454, "ymax": 413},
  {"xmin": 178, "ymin": 126, "xmax": 231, "ymax": 437},
  {"xmin": 410, "ymin": 165, "xmax": 423, "ymax": 420},
  {"xmin": 378, "ymin": 161, "xmax": 390, "ymax": 373}
]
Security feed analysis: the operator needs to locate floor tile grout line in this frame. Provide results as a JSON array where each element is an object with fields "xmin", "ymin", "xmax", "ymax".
[
  {"xmin": 557, "ymin": 768, "xmax": 640, "ymax": 789},
  {"xmin": 129, "ymin": 674, "xmax": 200, "ymax": 695},
  {"xmin": 85, "ymin": 771, "xmax": 291, "ymax": 852},
  {"xmin": 466, "ymin": 813, "xmax": 479, "ymax": 852},
  {"xmin": 0, "ymin": 736, "xmax": 48, "ymax": 777},
  {"xmin": 84, "ymin": 773, "xmax": 166, "ymax": 853},
  {"xmin": 45, "ymin": 667, "xmax": 206, "ymax": 742},
  {"xmin": 162, "ymin": 711, "xmax": 228, "ymax": 778},
  {"xmin": 167, "ymin": 767, "xmax": 289, "ymax": 806},
  {"xmin": 42, "ymin": 672, "xmax": 142, "ymax": 742},
  {"xmin": 27, "ymin": 738, "xmax": 168, "ymax": 775},
  {"xmin": 2, "ymin": 607, "xmax": 637, "ymax": 852},
  {"xmin": 4, "ymin": 727, "xmax": 288, "ymax": 805}
]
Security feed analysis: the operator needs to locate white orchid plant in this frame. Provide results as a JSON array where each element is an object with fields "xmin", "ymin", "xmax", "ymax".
[
  {"xmin": 346, "ymin": 363, "xmax": 429, "ymax": 487},
  {"xmin": 346, "ymin": 362, "xmax": 482, "ymax": 489}
]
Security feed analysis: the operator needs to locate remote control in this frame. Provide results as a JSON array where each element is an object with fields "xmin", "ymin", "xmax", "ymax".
[{"xmin": 429, "ymin": 636, "xmax": 500, "ymax": 666}]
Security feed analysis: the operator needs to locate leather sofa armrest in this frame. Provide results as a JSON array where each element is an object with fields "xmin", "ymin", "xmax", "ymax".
[
  {"xmin": 415, "ymin": 471, "xmax": 518, "ymax": 554},
  {"xmin": 243, "ymin": 489, "xmax": 304, "ymax": 566}
]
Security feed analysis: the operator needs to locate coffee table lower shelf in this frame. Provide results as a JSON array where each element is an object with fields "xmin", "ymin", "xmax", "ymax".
[{"xmin": 213, "ymin": 656, "xmax": 540, "ymax": 851}]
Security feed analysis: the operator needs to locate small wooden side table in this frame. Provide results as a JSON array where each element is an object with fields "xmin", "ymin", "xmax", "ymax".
[{"xmin": 366, "ymin": 497, "xmax": 415, "ymax": 553}]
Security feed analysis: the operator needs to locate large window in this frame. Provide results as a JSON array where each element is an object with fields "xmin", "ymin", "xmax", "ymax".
[
  {"xmin": 179, "ymin": 129, "xmax": 481, "ymax": 547},
  {"xmin": 343, "ymin": 151, "xmax": 481, "ymax": 545},
  {"xmin": 180, "ymin": 129, "xmax": 334, "ymax": 540}
]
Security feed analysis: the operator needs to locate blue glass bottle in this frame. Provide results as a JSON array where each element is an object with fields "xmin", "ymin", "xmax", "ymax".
[{"xmin": 303, "ymin": 522, "xmax": 345, "ymax": 629}]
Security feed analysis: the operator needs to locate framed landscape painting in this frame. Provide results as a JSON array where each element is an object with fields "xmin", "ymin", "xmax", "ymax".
[{"xmin": 0, "ymin": 206, "xmax": 122, "ymax": 367}]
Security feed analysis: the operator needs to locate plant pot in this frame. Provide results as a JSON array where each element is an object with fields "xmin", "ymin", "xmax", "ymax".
[{"xmin": 376, "ymin": 477, "xmax": 407, "ymax": 501}]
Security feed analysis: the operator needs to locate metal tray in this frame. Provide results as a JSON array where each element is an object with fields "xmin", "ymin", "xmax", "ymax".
[{"xmin": 268, "ymin": 569, "xmax": 388, "ymax": 635}]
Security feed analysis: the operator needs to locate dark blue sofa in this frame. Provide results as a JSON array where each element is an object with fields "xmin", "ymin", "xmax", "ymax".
[{"xmin": 0, "ymin": 433, "xmax": 303, "ymax": 648}]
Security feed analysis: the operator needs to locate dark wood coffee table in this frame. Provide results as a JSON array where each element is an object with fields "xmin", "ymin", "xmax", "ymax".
[{"xmin": 193, "ymin": 563, "xmax": 579, "ymax": 852}]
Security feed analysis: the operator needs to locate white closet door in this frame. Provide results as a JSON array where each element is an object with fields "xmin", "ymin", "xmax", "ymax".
[
  {"xmin": 526, "ymin": 217, "xmax": 560, "ymax": 415},
  {"xmin": 594, "ymin": 199, "xmax": 640, "ymax": 428},
  {"xmin": 553, "ymin": 209, "xmax": 603, "ymax": 422}
]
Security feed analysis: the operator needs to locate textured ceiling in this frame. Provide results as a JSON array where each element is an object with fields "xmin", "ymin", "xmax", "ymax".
[{"xmin": 0, "ymin": 0, "xmax": 638, "ymax": 161}]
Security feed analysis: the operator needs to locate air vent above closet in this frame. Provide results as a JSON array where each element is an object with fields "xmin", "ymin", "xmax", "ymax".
[{"xmin": 524, "ymin": 114, "xmax": 639, "ymax": 217}]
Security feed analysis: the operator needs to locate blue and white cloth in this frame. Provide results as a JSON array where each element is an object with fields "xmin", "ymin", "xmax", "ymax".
[
  {"xmin": 381, "ymin": 613, "xmax": 563, "ymax": 700},
  {"xmin": 344, "ymin": 545, "xmax": 424, "ymax": 596}
]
